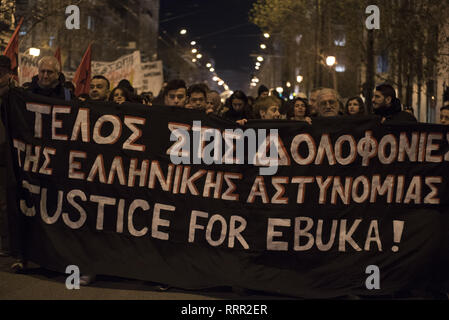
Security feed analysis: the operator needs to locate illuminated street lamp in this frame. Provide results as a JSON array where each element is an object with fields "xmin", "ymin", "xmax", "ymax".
[
  {"xmin": 256, "ymin": 62, "xmax": 261, "ymax": 67},
  {"xmin": 190, "ymin": 41, "xmax": 196, "ymax": 46},
  {"xmin": 192, "ymin": 48, "xmax": 198, "ymax": 53},
  {"xmin": 213, "ymin": 76, "xmax": 219, "ymax": 81},
  {"xmin": 263, "ymin": 33, "xmax": 270, "ymax": 39},
  {"xmin": 326, "ymin": 56, "xmax": 336, "ymax": 67},
  {"xmin": 180, "ymin": 29, "xmax": 187, "ymax": 35},
  {"xmin": 255, "ymin": 66, "xmax": 260, "ymax": 70},
  {"xmin": 210, "ymin": 68, "xmax": 215, "ymax": 72},
  {"xmin": 286, "ymin": 82, "xmax": 291, "ymax": 88},
  {"xmin": 260, "ymin": 44, "xmax": 267, "ymax": 50},
  {"xmin": 196, "ymin": 53, "xmax": 203, "ymax": 59},
  {"xmin": 192, "ymin": 58, "xmax": 197, "ymax": 63},
  {"xmin": 218, "ymin": 80, "xmax": 224, "ymax": 86},
  {"xmin": 296, "ymin": 75, "xmax": 304, "ymax": 83},
  {"xmin": 206, "ymin": 63, "xmax": 212, "ymax": 68},
  {"xmin": 325, "ymin": 56, "xmax": 338, "ymax": 90},
  {"xmin": 257, "ymin": 56, "xmax": 264, "ymax": 62}
]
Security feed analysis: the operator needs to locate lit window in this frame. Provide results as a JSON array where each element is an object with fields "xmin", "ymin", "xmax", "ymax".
[
  {"xmin": 335, "ymin": 65, "xmax": 346, "ymax": 73},
  {"xmin": 334, "ymin": 34, "xmax": 346, "ymax": 47}
]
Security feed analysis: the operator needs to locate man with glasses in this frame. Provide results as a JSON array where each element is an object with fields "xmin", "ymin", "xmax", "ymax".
[
  {"xmin": 163, "ymin": 79, "xmax": 187, "ymax": 107},
  {"xmin": 27, "ymin": 56, "xmax": 73, "ymax": 101},
  {"xmin": 316, "ymin": 88, "xmax": 341, "ymax": 117}
]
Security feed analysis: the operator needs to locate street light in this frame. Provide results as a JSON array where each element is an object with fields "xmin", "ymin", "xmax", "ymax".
[
  {"xmin": 296, "ymin": 75, "xmax": 303, "ymax": 83},
  {"xmin": 206, "ymin": 63, "xmax": 212, "ymax": 68},
  {"xmin": 192, "ymin": 58, "xmax": 197, "ymax": 63},
  {"xmin": 190, "ymin": 41, "xmax": 196, "ymax": 46},
  {"xmin": 255, "ymin": 66, "xmax": 260, "ymax": 70},
  {"xmin": 180, "ymin": 29, "xmax": 187, "ymax": 35},
  {"xmin": 196, "ymin": 53, "xmax": 203, "ymax": 59},
  {"xmin": 256, "ymin": 62, "xmax": 261, "ymax": 67},
  {"xmin": 325, "ymin": 56, "xmax": 338, "ymax": 90},
  {"xmin": 264, "ymin": 33, "xmax": 270, "ymax": 39},
  {"xmin": 257, "ymin": 56, "xmax": 264, "ymax": 62},
  {"xmin": 210, "ymin": 68, "xmax": 215, "ymax": 72},
  {"xmin": 286, "ymin": 82, "xmax": 291, "ymax": 88},
  {"xmin": 191, "ymin": 48, "xmax": 198, "ymax": 53},
  {"xmin": 213, "ymin": 76, "xmax": 219, "ymax": 81},
  {"xmin": 326, "ymin": 56, "xmax": 336, "ymax": 67},
  {"xmin": 260, "ymin": 44, "xmax": 267, "ymax": 50}
]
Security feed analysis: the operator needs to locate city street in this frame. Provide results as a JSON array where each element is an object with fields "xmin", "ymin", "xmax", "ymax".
[
  {"xmin": 1, "ymin": 0, "xmax": 449, "ymax": 305},
  {"xmin": 0, "ymin": 256, "xmax": 290, "ymax": 300}
]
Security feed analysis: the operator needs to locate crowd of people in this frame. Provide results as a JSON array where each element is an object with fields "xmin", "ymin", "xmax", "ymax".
[{"xmin": 0, "ymin": 54, "xmax": 448, "ymax": 295}]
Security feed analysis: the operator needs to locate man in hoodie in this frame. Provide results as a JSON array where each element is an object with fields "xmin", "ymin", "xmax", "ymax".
[
  {"xmin": 27, "ymin": 56, "xmax": 73, "ymax": 101},
  {"xmin": 372, "ymin": 84, "xmax": 417, "ymax": 123}
]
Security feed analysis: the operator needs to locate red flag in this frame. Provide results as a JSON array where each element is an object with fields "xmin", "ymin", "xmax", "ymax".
[
  {"xmin": 73, "ymin": 43, "xmax": 92, "ymax": 96},
  {"xmin": 3, "ymin": 17, "xmax": 24, "ymax": 76},
  {"xmin": 54, "ymin": 47, "xmax": 62, "ymax": 68}
]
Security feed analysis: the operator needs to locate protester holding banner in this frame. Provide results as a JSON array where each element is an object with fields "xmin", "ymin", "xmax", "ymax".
[
  {"xmin": 372, "ymin": 84, "xmax": 417, "ymax": 123},
  {"xmin": 206, "ymin": 90, "xmax": 222, "ymax": 115},
  {"xmin": 439, "ymin": 106, "xmax": 449, "ymax": 125},
  {"xmin": 26, "ymin": 56, "xmax": 73, "ymax": 101},
  {"xmin": 316, "ymin": 88, "xmax": 341, "ymax": 118},
  {"xmin": 2, "ymin": 85, "xmax": 448, "ymax": 298},
  {"xmin": 187, "ymin": 84, "xmax": 208, "ymax": 111},
  {"xmin": 109, "ymin": 86, "xmax": 137, "ymax": 104},
  {"xmin": 163, "ymin": 79, "xmax": 187, "ymax": 107},
  {"xmin": 89, "ymin": 75, "xmax": 110, "ymax": 102},
  {"xmin": 253, "ymin": 95, "xmax": 282, "ymax": 120},
  {"xmin": 345, "ymin": 96, "xmax": 367, "ymax": 116},
  {"xmin": 288, "ymin": 97, "xmax": 312, "ymax": 124},
  {"xmin": 223, "ymin": 90, "xmax": 253, "ymax": 121}
]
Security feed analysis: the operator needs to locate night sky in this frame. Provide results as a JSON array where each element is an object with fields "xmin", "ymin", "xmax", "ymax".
[{"xmin": 159, "ymin": 0, "xmax": 262, "ymax": 90}]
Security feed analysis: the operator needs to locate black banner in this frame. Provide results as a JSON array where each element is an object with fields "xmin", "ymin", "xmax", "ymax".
[{"xmin": 2, "ymin": 88, "xmax": 449, "ymax": 298}]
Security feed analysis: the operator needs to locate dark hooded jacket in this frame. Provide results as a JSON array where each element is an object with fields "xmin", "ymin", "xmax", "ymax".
[
  {"xmin": 223, "ymin": 106, "xmax": 253, "ymax": 122},
  {"xmin": 374, "ymin": 97, "xmax": 417, "ymax": 123}
]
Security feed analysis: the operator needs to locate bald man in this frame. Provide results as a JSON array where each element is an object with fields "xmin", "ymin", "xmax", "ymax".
[{"xmin": 27, "ymin": 56, "xmax": 73, "ymax": 100}]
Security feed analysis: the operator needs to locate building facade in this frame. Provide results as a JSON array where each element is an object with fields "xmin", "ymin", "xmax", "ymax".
[{"xmin": 14, "ymin": 0, "xmax": 159, "ymax": 71}]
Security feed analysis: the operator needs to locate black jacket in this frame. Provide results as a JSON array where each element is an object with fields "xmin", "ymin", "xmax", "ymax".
[
  {"xmin": 223, "ymin": 106, "xmax": 253, "ymax": 122},
  {"xmin": 374, "ymin": 98, "xmax": 417, "ymax": 124},
  {"xmin": 27, "ymin": 74, "xmax": 73, "ymax": 101}
]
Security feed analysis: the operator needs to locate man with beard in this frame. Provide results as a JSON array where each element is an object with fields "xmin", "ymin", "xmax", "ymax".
[{"xmin": 372, "ymin": 84, "xmax": 417, "ymax": 123}]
